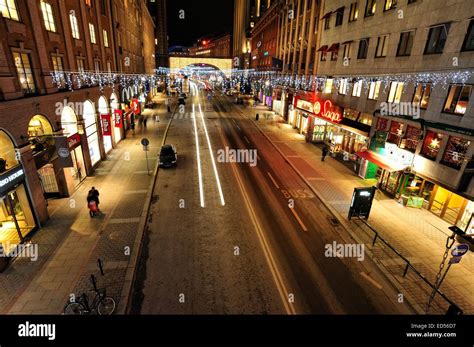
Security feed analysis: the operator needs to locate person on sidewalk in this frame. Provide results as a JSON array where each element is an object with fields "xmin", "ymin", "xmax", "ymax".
[
  {"xmin": 88, "ymin": 187, "xmax": 100, "ymax": 211},
  {"xmin": 321, "ymin": 146, "xmax": 329, "ymax": 162},
  {"xmin": 143, "ymin": 115, "xmax": 148, "ymax": 129}
]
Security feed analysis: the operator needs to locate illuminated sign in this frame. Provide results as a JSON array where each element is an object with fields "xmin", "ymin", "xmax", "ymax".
[
  {"xmin": 0, "ymin": 166, "xmax": 24, "ymax": 195},
  {"xmin": 264, "ymin": 51, "xmax": 269, "ymax": 56},
  {"xmin": 313, "ymin": 100, "xmax": 343, "ymax": 123}
]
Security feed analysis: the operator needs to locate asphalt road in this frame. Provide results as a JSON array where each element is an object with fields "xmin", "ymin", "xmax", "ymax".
[{"xmin": 135, "ymin": 85, "xmax": 414, "ymax": 315}]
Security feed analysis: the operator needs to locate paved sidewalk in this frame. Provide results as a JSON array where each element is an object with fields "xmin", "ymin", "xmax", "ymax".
[
  {"xmin": 237, "ymin": 102, "xmax": 473, "ymax": 315},
  {"xmin": 0, "ymin": 93, "xmax": 170, "ymax": 314}
]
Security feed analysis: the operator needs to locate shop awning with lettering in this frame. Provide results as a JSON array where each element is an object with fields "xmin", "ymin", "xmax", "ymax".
[{"xmin": 355, "ymin": 151, "xmax": 406, "ymax": 172}]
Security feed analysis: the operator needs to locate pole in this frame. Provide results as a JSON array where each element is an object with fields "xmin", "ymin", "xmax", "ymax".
[{"xmin": 145, "ymin": 149, "xmax": 150, "ymax": 176}]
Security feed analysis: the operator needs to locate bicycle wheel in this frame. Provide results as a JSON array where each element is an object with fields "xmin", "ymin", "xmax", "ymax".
[
  {"xmin": 97, "ymin": 297, "xmax": 116, "ymax": 315},
  {"xmin": 64, "ymin": 302, "xmax": 86, "ymax": 315}
]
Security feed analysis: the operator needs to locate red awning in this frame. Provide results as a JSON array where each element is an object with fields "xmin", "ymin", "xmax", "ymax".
[
  {"xmin": 326, "ymin": 43, "xmax": 340, "ymax": 52},
  {"xmin": 355, "ymin": 151, "xmax": 405, "ymax": 172},
  {"xmin": 317, "ymin": 45, "xmax": 328, "ymax": 52}
]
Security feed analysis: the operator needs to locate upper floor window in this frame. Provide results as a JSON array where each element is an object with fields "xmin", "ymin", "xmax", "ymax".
[
  {"xmin": 352, "ymin": 80, "xmax": 362, "ymax": 97},
  {"xmin": 339, "ymin": 78, "xmax": 349, "ymax": 95},
  {"xmin": 368, "ymin": 81, "xmax": 381, "ymax": 100},
  {"xmin": 397, "ymin": 30, "xmax": 414, "ymax": 56},
  {"xmin": 324, "ymin": 79, "xmax": 333, "ymax": 94},
  {"xmin": 89, "ymin": 23, "xmax": 96, "ymax": 44},
  {"xmin": 462, "ymin": 20, "xmax": 474, "ymax": 52},
  {"xmin": 425, "ymin": 23, "xmax": 450, "ymax": 54},
  {"xmin": 375, "ymin": 34, "xmax": 389, "ymax": 57},
  {"xmin": 76, "ymin": 57, "xmax": 85, "ymax": 73},
  {"xmin": 324, "ymin": 17, "xmax": 330, "ymax": 30},
  {"xmin": 12, "ymin": 52, "xmax": 36, "ymax": 94},
  {"xmin": 365, "ymin": 0, "xmax": 376, "ymax": 17},
  {"xmin": 357, "ymin": 38, "xmax": 369, "ymax": 59},
  {"xmin": 51, "ymin": 56, "xmax": 63, "ymax": 73},
  {"xmin": 444, "ymin": 84, "xmax": 471, "ymax": 115},
  {"xmin": 343, "ymin": 42, "xmax": 351, "ymax": 60},
  {"xmin": 388, "ymin": 81, "xmax": 404, "ymax": 103},
  {"xmin": 335, "ymin": 7, "xmax": 344, "ymax": 26},
  {"xmin": 441, "ymin": 136, "xmax": 471, "ymax": 170},
  {"xmin": 70, "ymin": 13, "xmax": 79, "ymax": 39},
  {"xmin": 384, "ymin": 0, "xmax": 396, "ymax": 11},
  {"xmin": 85, "ymin": 0, "xmax": 92, "ymax": 6},
  {"xmin": 0, "ymin": 0, "xmax": 19, "ymax": 21},
  {"xmin": 40, "ymin": 1, "xmax": 56, "ymax": 32},
  {"xmin": 103, "ymin": 30, "xmax": 109, "ymax": 47},
  {"xmin": 349, "ymin": 3, "xmax": 358, "ymax": 22},
  {"xmin": 412, "ymin": 83, "xmax": 431, "ymax": 109}
]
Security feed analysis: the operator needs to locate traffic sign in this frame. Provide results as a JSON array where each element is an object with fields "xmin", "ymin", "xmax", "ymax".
[
  {"xmin": 141, "ymin": 138, "xmax": 149, "ymax": 146},
  {"xmin": 451, "ymin": 243, "xmax": 469, "ymax": 257},
  {"xmin": 449, "ymin": 256, "xmax": 462, "ymax": 265}
]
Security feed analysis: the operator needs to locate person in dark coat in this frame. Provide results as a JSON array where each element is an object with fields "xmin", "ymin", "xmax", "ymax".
[
  {"xmin": 321, "ymin": 146, "xmax": 329, "ymax": 162},
  {"xmin": 88, "ymin": 187, "xmax": 100, "ymax": 210}
]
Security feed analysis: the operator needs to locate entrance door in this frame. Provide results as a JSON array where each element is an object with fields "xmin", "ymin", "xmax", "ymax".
[{"xmin": 71, "ymin": 146, "xmax": 86, "ymax": 187}]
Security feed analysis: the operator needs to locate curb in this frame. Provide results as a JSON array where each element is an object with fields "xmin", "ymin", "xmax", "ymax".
[
  {"xmin": 234, "ymin": 102, "xmax": 420, "ymax": 315},
  {"xmin": 118, "ymin": 98, "xmax": 178, "ymax": 314}
]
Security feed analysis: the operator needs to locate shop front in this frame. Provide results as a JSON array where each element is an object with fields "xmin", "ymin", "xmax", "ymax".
[
  {"xmin": 0, "ymin": 132, "xmax": 36, "ymax": 257},
  {"xmin": 98, "ymin": 96, "xmax": 113, "ymax": 154},
  {"xmin": 83, "ymin": 100, "xmax": 101, "ymax": 167},
  {"xmin": 110, "ymin": 92, "xmax": 123, "ymax": 145}
]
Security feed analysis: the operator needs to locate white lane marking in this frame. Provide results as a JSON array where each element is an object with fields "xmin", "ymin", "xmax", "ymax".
[
  {"xmin": 198, "ymin": 103, "xmax": 225, "ymax": 206},
  {"xmin": 243, "ymin": 136, "xmax": 250, "ymax": 144},
  {"xmin": 267, "ymin": 172, "xmax": 280, "ymax": 189},
  {"xmin": 289, "ymin": 208, "xmax": 308, "ymax": 232},
  {"xmin": 192, "ymin": 103, "xmax": 205, "ymax": 208}
]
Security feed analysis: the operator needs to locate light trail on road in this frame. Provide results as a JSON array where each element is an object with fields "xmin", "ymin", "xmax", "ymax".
[{"xmin": 192, "ymin": 103, "xmax": 205, "ymax": 207}]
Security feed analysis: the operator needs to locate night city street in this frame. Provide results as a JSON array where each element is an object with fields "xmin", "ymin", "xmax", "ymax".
[{"xmin": 0, "ymin": 0, "xmax": 473, "ymax": 345}]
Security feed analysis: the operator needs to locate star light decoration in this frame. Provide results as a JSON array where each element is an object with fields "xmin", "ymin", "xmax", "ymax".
[{"xmin": 51, "ymin": 68, "xmax": 473, "ymax": 97}]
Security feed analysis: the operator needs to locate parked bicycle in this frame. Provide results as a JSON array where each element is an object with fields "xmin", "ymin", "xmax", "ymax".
[{"xmin": 64, "ymin": 287, "xmax": 115, "ymax": 315}]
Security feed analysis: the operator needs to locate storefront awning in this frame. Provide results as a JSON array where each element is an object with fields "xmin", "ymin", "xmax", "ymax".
[
  {"xmin": 356, "ymin": 151, "xmax": 406, "ymax": 172},
  {"xmin": 326, "ymin": 43, "xmax": 340, "ymax": 52},
  {"xmin": 321, "ymin": 12, "xmax": 332, "ymax": 19},
  {"xmin": 317, "ymin": 45, "xmax": 328, "ymax": 52}
]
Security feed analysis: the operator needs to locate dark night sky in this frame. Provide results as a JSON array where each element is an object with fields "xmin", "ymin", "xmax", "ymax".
[{"xmin": 167, "ymin": 0, "xmax": 234, "ymax": 48}]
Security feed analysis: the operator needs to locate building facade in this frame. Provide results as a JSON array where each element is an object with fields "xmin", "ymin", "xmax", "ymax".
[
  {"xmin": 0, "ymin": 0, "xmax": 155, "ymax": 255},
  {"xmin": 298, "ymin": 0, "xmax": 474, "ymax": 229},
  {"xmin": 147, "ymin": 0, "xmax": 169, "ymax": 68},
  {"xmin": 189, "ymin": 34, "xmax": 232, "ymax": 58}
]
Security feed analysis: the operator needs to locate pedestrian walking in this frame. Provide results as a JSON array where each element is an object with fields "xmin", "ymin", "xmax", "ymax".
[
  {"xmin": 143, "ymin": 115, "xmax": 148, "ymax": 129},
  {"xmin": 321, "ymin": 146, "xmax": 329, "ymax": 162},
  {"xmin": 88, "ymin": 186, "xmax": 100, "ymax": 211},
  {"xmin": 167, "ymin": 105, "xmax": 171, "ymax": 113}
]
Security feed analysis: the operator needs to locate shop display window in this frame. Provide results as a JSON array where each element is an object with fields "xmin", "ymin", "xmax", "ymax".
[
  {"xmin": 441, "ymin": 136, "xmax": 471, "ymax": 170},
  {"xmin": 376, "ymin": 117, "xmax": 388, "ymax": 131},
  {"xmin": 402, "ymin": 125, "xmax": 421, "ymax": 152},
  {"xmin": 27, "ymin": 115, "xmax": 54, "ymax": 155},
  {"xmin": 386, "ymin": 121, "xmax": 404, "ymax": 145},
  {"xmin": 421, "ymin": 131, "xmax": 443, "ymax": 160},
  {"xmin": 358, "ymin": 113, "xmax": 373, "ymax": 126},
  {"xmin": 0, "ymin": 131, "xmax": 19, "ymax": 174}
]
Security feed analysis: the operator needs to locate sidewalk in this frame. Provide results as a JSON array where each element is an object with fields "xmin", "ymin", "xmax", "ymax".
[
  {"xmin": 238, "ymin": 103, "xmax": 473, "ymax": 315},
  {"xmin": 0, "ymin": 93, "xmax": 169, "ymax": 314}
]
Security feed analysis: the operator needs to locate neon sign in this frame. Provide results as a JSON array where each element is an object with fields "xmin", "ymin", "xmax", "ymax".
[{"xmin": 313, "ymin": 100, "xmax": 342, "ymax": 123}]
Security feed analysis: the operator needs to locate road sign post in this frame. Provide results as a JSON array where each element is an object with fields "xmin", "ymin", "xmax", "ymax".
[{"xmin": 141, "ymin": 138, "xmax": 150, "ymax": 176}]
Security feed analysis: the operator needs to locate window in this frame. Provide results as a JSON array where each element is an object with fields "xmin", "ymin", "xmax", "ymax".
[
  {"xmin": 352, "ymin": 80, "xmax": 362, "ymax": 97},
  {"xmin": 403, "ymin": 125, "xmax": 421, "ymax": 152},
  {"xmin": 106, "ymin": 60, "xmax": 111, "ymax": 73},
  {"xmin": 51, "ymin": 56, "xmax": 63, "ymax": 73},
  {"xmin": 335, "ymin": 7, "xmax": 344, "ymax": 26},
  {"xmin": 397, "ymin": 30, "xmax": 414, "ymax": 56},
  {"xmin": 388, "ymin": 82, "xmax": 404, "ymax": 103},
  {"xmin": 339, "ymin": 78, "xmax": 349, "ymax": 95},
  {"xmin": 324, "ymin": 79, "xmax": 333, "ymax": 94},
  {"xmin": 349, "ymin": 3, "xmax": 358, "ymax": 22},
  {"xmin": 100, "ymin": 0, "xmax": 106, "ymax": 15},
  {"xmin": 324, "ymin": 17, "xmax": 330, "ymax": 30},
  {"xmin": 320, "ymin": 51, "xmax": 327, "ymax": 61},
  {"xmin": 441, "ymin": 136, "xmax": 471, "ymax": 170},
  {"xmin": 365, "ymin": 0, "xmax": 376, "ymax": 17},
  {"xmin": 421, "ymin": 131, "xmax": 443, "ymax": 160},
  {"xmin": 12, "ymin": 52, "xmax": 36, "ymax": 94},
  {"xmin": 387, "ymin": 121, "xmax": 404, "ymax": 144},
  {"xmin": 462, "ymin": 20, "xmax": 474, "ymax": 51},
  {"xmin": 444, "ymin": 84, "xmax": 471, "ymax": 115},
  {"xmin": 0, "ymin": 0, "xmax": 19, "ymax": 20},
  {"xmin": 343, "ymin": 43, "xmax": 351, "ymax": 59},
  {"xmin": 94, "ymin": 60, "xmax": 100, "ymax": 72},
  {"xmin": 331, "ymin": 48, "xmax": 339, "ymax": 61},
  {"xmin": 314, "ymin": 16, "xmax": 319, "ymax": 33},
  {"xmin": 425, "ymin": 24, "xmax": 450, "ymax": 54},
  {"xmin": 375, "ymin": 34, "xmax": 389, "ymax": 57},
  {"xmin": 89, "ymin": 23, "xmax": 96, "ymax": 44},
  {"xmin": 103, "ymin": 30, "xmax": 109, "ymax": 47},
  {"xmin": 384, "ymin": 0, "xmax": 396, "ymax": 11},
  {"xmin": 40, "ymin": 1, "xmax": 55, "ymax": 32},
  {"xmin": 70, "ymin": 13, "xmax": 79, "ymax": 39},
  {"xmin": 412, "ymin": 83, "xmax": 431, "ymax": 109},
  {"xmin": 76, "ymin": 58, "xmax": 85, "ymax": 73},
  {"xmin": 357, "ymin": 38, "xmax": 369, "ymax": 59},
  {"xmin": 85, "ymin": 0, "xmax": 91, "ymax": 6},
  {"xmin": 368, "ymin": 81, "xmax": 381, "ymax": 100}
]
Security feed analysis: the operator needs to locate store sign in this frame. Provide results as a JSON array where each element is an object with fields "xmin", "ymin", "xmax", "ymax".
[
  {"xmin": 67, "ymin": 133, "xmax": 81, "ymax": 149},
  {"xmin": 0, "ymin": 165, "xmax": 24, "ymax": 195},
  {"xmin": 131, "ymin": 98, "xmax": 140, "ymax": 114},
  {"xmin": 101, "ymin": 114, "xmax": 112, "ymax": 136},
  {"xmin": 313, "ymin": 100, "xmax": 343, "ymax": 124},
  {"xmin": 114, "ymin": 109, "xmax": 123, "ymax": 128},
  {"xmin": 296, "ymin": 99, "xmax": 313, "ymax": 113},
  {"xmin": 55, "ymin": 136, "xmax": 73, "ymax": 168},
  {"xmin": 384, "ymin": 143, "xmax": 414, "ymax": 168}
]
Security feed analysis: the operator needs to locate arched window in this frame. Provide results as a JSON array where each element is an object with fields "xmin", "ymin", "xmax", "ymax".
[
  {"xmin": 61, "ymin": 106, "xmax": 78, "ymax": 136},
  {"xmin": 83, "ymin": 100, "xmax": 100, "ymax": 166},
  {"xmin": 0, "ymin": 130, "xmax": 18, "ymax": 173}
]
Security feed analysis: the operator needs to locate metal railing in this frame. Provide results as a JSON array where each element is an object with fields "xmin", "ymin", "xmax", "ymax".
[{"xmin": 354, "ymin": 216, "xmax": 462, "ymax": 315}]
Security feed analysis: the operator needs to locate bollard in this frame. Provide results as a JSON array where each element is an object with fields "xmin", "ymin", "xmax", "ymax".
[
  {"xmin": 90, "ymin": 274, "xmax": 97, "ymax": 291},
  {"xmin": 97, "ymin": 258, "xmax": 104, "ymax": 276},
  {"xmin": 256, "ymin": 113, "xmax": 259, "ymax": 121}
]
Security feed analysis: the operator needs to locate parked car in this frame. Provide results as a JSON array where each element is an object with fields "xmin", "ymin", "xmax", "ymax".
[{"xmin": 159, "ymin": 144, "xmax": 177, "ymax": 168}]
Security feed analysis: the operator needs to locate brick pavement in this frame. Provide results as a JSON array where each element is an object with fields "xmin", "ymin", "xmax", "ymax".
[
  {"xmin": 237, "ymin": 102, "xmax": 473, "ymax": 315},
  {"xmin": 0, "ymin": 94, "xmax": 170, "ymax": 314}
]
